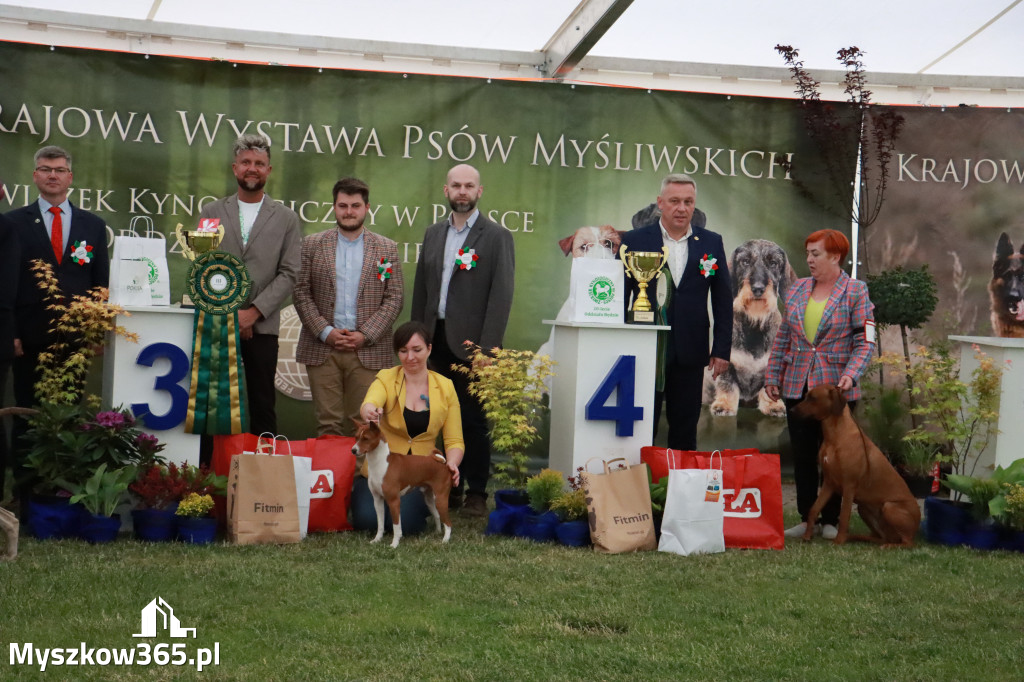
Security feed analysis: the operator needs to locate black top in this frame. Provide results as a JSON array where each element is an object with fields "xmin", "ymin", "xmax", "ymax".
[{"xmin": 403, "ymin": 407, "xmax": 429, "ymax": 439}]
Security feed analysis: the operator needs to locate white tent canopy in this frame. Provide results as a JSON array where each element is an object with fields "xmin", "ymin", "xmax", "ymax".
[{"xmin": 2, "ymin": 0, "xmax": 1023, "ymax": 106}]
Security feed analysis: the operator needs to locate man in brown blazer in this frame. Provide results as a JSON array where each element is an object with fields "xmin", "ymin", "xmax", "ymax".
[
  {"xmin": 295, "ymin": 177, "xmax": 403, "ymax": 436},
  {"xmin": 198, "ymin": 134, "xmax": 302, "ymax": 437}
]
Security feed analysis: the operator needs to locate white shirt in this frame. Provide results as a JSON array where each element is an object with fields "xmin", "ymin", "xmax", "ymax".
[
  {"xmin": 238, "ymin": 197, "xmax": 264, "ymax": 246},
  {"xmin": 660, "ymin": 220, "xmax": 691, "ymax": 286}
]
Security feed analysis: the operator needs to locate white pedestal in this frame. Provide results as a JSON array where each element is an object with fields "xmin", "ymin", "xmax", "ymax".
[
  {"xmin": 103, "ymin": 305, "xmax": 200, "ymax": 466},
  {"xmin": 949, "ymin": 335, "xmax": 1024, "ymax": 471},
  {"xmin": 545, "ymin": 320, "xmax": 667, "ymax": 477}
]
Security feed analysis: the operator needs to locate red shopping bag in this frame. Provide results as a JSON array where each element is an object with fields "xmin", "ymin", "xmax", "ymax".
[
  {"xmin": 641, "ymin": 446, "xmax": 760, "ymax": 485},
  {"xmin": 303, "ymin": 436, "xmax": 356, "ymax": 533},
  {"xmin": 645, "ymin": 448, "xmax": 785, "ymax": 551},
  {"xmin": 213, "ymin": 433, "xmax": 356, "ymax": 533}
]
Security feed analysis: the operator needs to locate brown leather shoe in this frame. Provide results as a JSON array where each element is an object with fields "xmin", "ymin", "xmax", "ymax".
[{"xmin": 463, "ymin": 493, "xmax": 488, "ymax": 517}]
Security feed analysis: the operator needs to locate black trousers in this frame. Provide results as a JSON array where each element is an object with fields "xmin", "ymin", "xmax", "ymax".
[
  {"xmin": 240, "ymin": 333, "xmax": 279, "ymax": 437},
  {"xmin": 784, "ymin": 394, "xmax": 857, "ymax": 526},
  {"xmin": 430, "ymin": 321, "xmax": 491, "ymax": 500},
  {"xmin": 653, "ymin": 359, "xmax": 705, "ymax": 451},
  {"xmin": 0, "ymin": 359, "xmax": 10, "ymax": 497}
]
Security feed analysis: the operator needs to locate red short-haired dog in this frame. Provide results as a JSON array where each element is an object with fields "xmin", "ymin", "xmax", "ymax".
[{"xmin": 792, "ymin": 385, "xmax": 920, "ymax": 547}]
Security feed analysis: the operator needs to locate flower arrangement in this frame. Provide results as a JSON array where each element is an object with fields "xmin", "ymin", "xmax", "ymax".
[
  {"xmin": 550, "ymin": 488, "xmax": 587, "ymax": 521},
  {"xmin": 175, "ymin": 493, "xmax": 215, "ymax": 518},
  {"xmin": 453, "ymin": 343, "xmax": 556, "ymax": 491},
  {"xmin": 22, "ymin": 403, "xmax": 165, "ymax": 495},
  {"xmin": 999, "ymin": 484, "xmax": 1024, "ymax": 531},
  {"xmin": 130, "ymin": 463, "xmax": 188, "ymax": 510}
]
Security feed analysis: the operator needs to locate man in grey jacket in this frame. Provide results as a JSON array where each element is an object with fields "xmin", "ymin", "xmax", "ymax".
[
  {"xmin": 198, "ymin": 134, "xmax": 302, "ymax": 437},
  {"xmin": 412, "ymin": 164, "xmax": 515, "ymax": 515}
]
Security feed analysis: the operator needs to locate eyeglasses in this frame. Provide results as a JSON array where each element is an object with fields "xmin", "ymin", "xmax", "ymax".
[{"xmin": 34, "ymin": 167, "xmax": 71, "ymax": 175}]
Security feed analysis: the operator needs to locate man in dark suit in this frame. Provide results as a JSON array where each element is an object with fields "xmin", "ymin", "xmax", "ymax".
[
  {"xmin": 198, "ymin": 134, "xmax": 302, "ymax": 438},
  {"xmin": 412, "ymin": 164, "xmax": 515, "ymax": 515},
  {"xmin": 294, "ymin": 177, "xmax": 403, "ymax": 437},
  {"xmin": 0, "ymin": 207, "xmax": 19, "ymax": 501},
  {"xmin": 6, "ymin": 146, "xmax": 110, "ymax": 484},
  {"xmin": 620, "ymin": 174, "xmax": 732, "ymax": 450}
]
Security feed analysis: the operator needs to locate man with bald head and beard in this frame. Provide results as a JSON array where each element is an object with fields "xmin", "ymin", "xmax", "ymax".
[
  {"xmin": 198, "ymin": 134, "xmax": 301, "ymax": 443},
  {"xmin": 412, "ymin": 164, "xmax": 515, "ymax": 516}
]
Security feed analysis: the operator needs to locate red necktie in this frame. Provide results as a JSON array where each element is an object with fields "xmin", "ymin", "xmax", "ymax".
[{"xmin": 49, "ymin": 206, "xmax": 63, "ymax": 264}]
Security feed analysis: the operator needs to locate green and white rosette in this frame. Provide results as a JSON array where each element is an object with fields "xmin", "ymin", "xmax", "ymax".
[{"xmin": 184, "ymin": 251, "xmax": 252, "ymax": 435}]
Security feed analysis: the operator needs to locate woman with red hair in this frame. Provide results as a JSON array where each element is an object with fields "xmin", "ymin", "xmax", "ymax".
[{"xmin": 765, "ymin": 229, "xmax": 876, "ymax": 539}]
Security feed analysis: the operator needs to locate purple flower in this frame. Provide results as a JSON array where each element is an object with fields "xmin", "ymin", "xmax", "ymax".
[
  {"xmin": 95, "ymin": 411, "xmax": 126, "ymax": 428},
  {"xmin": 135, "ymin": 433, "xmax": 160, "ymax": 452}
]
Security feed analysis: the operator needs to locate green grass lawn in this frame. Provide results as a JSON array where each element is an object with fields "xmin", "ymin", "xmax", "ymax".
[{"xmin": 3, "ymin": 509, "xmax": 1024, "ymax": 682}]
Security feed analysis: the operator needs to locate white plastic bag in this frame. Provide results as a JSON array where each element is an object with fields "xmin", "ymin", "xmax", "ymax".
[{"xmin": 658, "ymin": 450, "xmax": 725, "ymax": 556}]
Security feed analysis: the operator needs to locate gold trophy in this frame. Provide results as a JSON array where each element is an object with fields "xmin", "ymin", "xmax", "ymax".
[
  {"xmin": 175, "ymin": 219, "xmax": 226, "ymax": 307},
  {"xmin": 620, "ymin": 245, "xmax": 668, "ymax": 324}
]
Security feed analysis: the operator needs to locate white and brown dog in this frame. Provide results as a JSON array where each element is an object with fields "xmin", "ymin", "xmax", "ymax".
[
  {"xmin": 703, "ymin": 239, "xmax": 795, "ymax": 417},
  {"xmin": 557, "ymin": 224, "xmax": 623, "ymax": 260},
  {"xmin": 351, "ymin": 419, "xmax": 452, "ymax": 548}
]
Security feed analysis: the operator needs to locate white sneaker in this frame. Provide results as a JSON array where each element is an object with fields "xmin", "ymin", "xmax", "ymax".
[
  {"xmin": 784, "ymin": 522, "xmax": 808, "ymax": 537},
  {"xmin": 820, "ymin": 524, "xmax": 839, "ymax": 540}
]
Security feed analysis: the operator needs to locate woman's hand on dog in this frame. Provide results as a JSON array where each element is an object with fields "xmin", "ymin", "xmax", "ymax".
[
  {"xmin": 360, "ymin": 403, "xmax": 383, "ymax": 423},
  {"xmin": 445, "ymin": 448, "xmax": 464, "ymax": 486},
  {"xmin": 765, "ymin": 385, "xmax": 780, "ymax": 401},
  {"xmin": 837, "ymin": 375, "xmax": 853, "ymax": 392}
]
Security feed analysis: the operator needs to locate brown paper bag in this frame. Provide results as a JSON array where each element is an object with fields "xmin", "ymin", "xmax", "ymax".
[
  {"xmin": 581, "ymin": 458, "xmax": 657, "ymax": 554},
  {"xmin": 226, "ymin": 453, "xmax": 302, "ymax": 545}
]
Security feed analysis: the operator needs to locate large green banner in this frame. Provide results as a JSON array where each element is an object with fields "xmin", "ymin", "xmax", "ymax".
[{"xmin": 0, "ymin": 41, "xmax": 850, "ymax": 448}]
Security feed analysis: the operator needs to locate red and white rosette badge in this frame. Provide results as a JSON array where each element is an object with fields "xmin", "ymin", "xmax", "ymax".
[
  {"xmin": 71, "ymin": 240, "xmax": 94, "ymax": 265},
  {"xmin": 456, "ymin": 248, "xmax": 478, "ymax": 270},
  {"xmin": 698, "ymin": 253, "xmax": 719, "ymax": 279},
  {"xmin": 377, "ymin": 257, "xmax": 393, "ymax": 282}
]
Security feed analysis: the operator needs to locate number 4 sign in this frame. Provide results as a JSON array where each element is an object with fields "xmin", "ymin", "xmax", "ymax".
[{"xmin": 585, "ymin": 355, "xmax": 644, "ymax": 437}]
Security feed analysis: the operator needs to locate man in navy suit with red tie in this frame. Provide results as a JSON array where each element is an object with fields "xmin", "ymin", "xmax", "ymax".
[
  {"xmin": 6, "ymin": 145, "xmax": 109, "ymax": 429},
  {"xmin": 620, "ymin": 174, "xmax": 732, "ymax": 450}
]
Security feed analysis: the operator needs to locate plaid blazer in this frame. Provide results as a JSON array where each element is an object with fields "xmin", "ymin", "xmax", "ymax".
[
  {"xmin": 294, "ymin": 228, "xmax": 404, "ymax": 369},
  {"xmin": 765, "ymin": 270, "xmax": 875, "ymax": 400}
]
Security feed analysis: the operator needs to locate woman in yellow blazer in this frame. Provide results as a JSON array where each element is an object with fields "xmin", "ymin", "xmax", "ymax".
[{"xmin": 360, "ymin": 321, "xmax": 465, "ymax": 484}]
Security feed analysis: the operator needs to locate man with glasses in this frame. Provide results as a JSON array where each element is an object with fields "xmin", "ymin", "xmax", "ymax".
[{"xmin": 5, "ymin": 146, "xmax": 109, "ymax": 499}]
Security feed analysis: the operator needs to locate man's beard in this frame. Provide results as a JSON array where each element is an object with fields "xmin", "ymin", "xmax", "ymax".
[
  {"xmin": 448, "ymin": 197, "xmax": 477, "ymax": 213},
  {"xmin": 237, "ymin": 175, "xmax": 266, "ymax": 193},
  {"xmin": 337, "ymin": 218, "xmax": 364, "ymax": 232}
]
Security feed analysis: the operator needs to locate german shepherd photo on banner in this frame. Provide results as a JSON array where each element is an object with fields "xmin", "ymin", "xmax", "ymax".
[{"xmin": 990, "ymin": 232, "xmax": 1024, "ymax": 338}]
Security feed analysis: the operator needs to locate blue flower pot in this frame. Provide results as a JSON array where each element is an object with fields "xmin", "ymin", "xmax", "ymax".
[
  {"xmin": 27, "ymin": 496, "xmax": 82, "ymax": 540},
  {"xmin": 556, "ymin": 519, "xmax": 591, "ymax": 547},
  {"xmin": 494, "ymin": 489, "xmax": 530, "ymax": 510},
  {"xmin": 485, "ymin": 489, "xmax": 531, "ymax": 537},
  {"xmin": 526, "ymin": 511, "xmax": 560, "ymax": 543},
  {"xmin": 132, "ymin": 507, "xmax": 178, "ymax": 542},
  {"xmin": 176, "ymin": 516, "xmax": 217, "ymax": 544},
  {"xmin": 924, "ymin": 497, "xmax": 971, "ymax": 546},
  {"xmin": 78, "ymin": 513, "xmax": 121, "ymax": 544},
  {"xmin": 964, "ymin": 521, "xmax": 1000, "ymax": 550}
]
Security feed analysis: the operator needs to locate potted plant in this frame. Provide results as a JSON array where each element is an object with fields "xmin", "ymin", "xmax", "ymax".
[
  {"xmin": 455, "ymin": 343, "xmax": 555, "ymax": 534},
  {"xmin": 17, "ymin": 260, "xmax": 139, "ymax": 538},
  {"xmin": 175, "ymin": 493, "xmax": 217, "ymax": 544},
  {"xmin": 936, "ymin": 458, "xmax": 1024, "ymax": 550},
  {"xmin": 551, "ymin": 469, "xmax": 590, "ymax": 547},
  {"xmin": 129, "ymin": 462, "xmax": 188, "ymax": 541},
  {"xmin": 522, "ymin": 469, "xmax": 565, "ymax": 541},
  {"xmin": 995, "ymin": 482, "xmax": 1024, "ymax": 552},
  {"xmin": 61, "ymin": 464, "xmax": 138, "ymax": 543}
]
